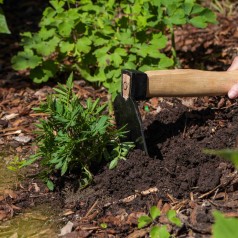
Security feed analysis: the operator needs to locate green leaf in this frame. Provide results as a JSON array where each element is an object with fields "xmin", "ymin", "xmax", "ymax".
[
  {"xmin": 47, "ymin": 180, "xmax": 54, "ymax": 191},
  {"xmin": 93, "ymin": 115, "xmax": 108, "ymax": 134},
  {"xmin": 150, "ymin": 206, "xmax": 161, "ymax": 220},
  {"xmin": 158, "ymin": 56, "xmax": 174, "ymax": 69},
  {"xmin": 100, "ymin": 223, "xmax": 107, "ymax": 229},
  {"xmin": 191, "ymin": 4, "xmax": 205, "ymax": 14},
  {"xmin": 138, "ymin": 215, "xmax": 153, "ymax": 229},
  {"xmin": 167, "ymin": 210, "xmax": 182, "ymax": 227},
  {"xmin": 11, "ymin": 49, "xmax": 42, "ymax": 70},
  {"xmin": 61, "ymin": 160, "xmax": 68, "ymax": 175},
  {"xmin": 204, "ymin": 149, "xmax": 238, "ymax": 169},
  {"xmin": 150, "ymin": 225, "xmax": 170, "ymax": 238},
  {"xmin": 212, "ymin": 211, "xmax": 238, "ymax": 238},
  {"xmin": 109, "ymin": 158, "xmax": 118, "ymax": 169},
  {"xmin": 0, "ymin": 7, "xmax": 10, "ymax": 34},
  {"xmin": 76, "ymin": 37, "xmax": 92, "ymax": 53},
  {"xmin": 111, "ymin": 52, "xmax": 122, "ymax": 67},
  {"xmin": 50, "ymin": 0, "xmax": 65, "ymax": 12},
  {"xmin": 114, "ymin": 48, "xmax": 127, "ymax": 57},
  {"xmin": 151, "ymin": 33, "xmax": 168, "ymax": 50},
  {"xmin": 20, "ymin": 155, "xmax": 39, "ymax": 167},
  {"xmin": 58, "ymin": 20, "xmax": 74, "ymax": 37},
  {"xmin": 39, "ymin": 27, "xmax": 56, "ymax": 40},
  {"xmin": 189, "ymin": 16, "xmax": 207, "ymax": 28},
  {"xmin": 66, "ymin": 72, "xmax": 74, "ymax": 89},
  {"xmin": 30, "ymin": 61, "xmax": 57, "ymax": 83},
  {"xmin": 183, "ymin": 0, "xmax": 195, "ymax": 15},
  {"xmin": 202, "ymin": 9, "xmax": 217, "ymax": 24},
  {"xmin": 35, "ymin": 36, "xmax": 60, "ymax": 56},
  {"xmin": 59, "ymin": 41, "xmax": 75, "ymax": 53},
  {"xmin": 167, "ymin": 13, "xmax": 186, "ymax": 25}
]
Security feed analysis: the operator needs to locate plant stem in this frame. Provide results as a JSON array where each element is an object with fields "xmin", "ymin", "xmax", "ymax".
[{"xmin": 170, "ymin": 26, "xmax": 181, "ymax": 68}]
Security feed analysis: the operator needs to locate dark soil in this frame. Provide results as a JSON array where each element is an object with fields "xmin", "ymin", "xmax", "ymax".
[
  {"xmin": 1, "ymin": 1, "xmax": 238, "ymax": 238},
  {"xmin": 63, "ymin": 97, "xmax": 238, "ymax": 237}
]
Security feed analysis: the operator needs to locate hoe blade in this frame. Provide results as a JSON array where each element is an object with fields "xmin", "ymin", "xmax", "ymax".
[{"xmin": 113, "ymin": 94, "xmax": 148, "ymax": 154}]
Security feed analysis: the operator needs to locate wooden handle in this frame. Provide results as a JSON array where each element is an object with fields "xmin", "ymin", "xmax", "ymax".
[{"xmin": 145, "ymin": 69, "xmax": 238, "ymax": 97}]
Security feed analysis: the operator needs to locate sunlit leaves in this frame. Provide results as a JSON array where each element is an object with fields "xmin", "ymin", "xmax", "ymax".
[{"xmin": 11, "ymin": 0, "xmax": 217, "ymax": 96}]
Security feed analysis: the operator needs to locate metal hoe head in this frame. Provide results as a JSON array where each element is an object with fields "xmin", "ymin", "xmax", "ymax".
[
  {"xmin": 113, "ymin": 93, "xmax": 148, "ymax": 155},
  {"xmin": 113, "ymin": 70, "xmax": 149, "ymax": 154}
]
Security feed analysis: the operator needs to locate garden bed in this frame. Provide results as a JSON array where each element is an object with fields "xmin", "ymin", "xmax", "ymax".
[{"xmin": 1, "ymin": 1, "xmax": 238, "ymax": 237}]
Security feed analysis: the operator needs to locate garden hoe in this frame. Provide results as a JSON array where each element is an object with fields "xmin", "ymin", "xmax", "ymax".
[{"xmin": 113, "ymin": 69, "xmax": 238, "ymax": 155}]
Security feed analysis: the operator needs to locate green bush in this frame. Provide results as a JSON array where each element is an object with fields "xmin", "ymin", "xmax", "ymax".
[
  {"xmin": 22, "ymin": 74, "xmax": 134, "ymax": 190},
  {"xmin": 12, "ymin": 0, "xmax": 217, "ymax": 98}
]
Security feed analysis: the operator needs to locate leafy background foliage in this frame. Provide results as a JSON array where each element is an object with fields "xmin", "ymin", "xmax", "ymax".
[{"xmin": 11, "ymin": 0, "xmax": 217, "ymax": 98}]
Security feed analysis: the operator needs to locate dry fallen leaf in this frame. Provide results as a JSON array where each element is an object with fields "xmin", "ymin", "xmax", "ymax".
[
  {"xmin": 12, "ymin": 135, "xmax": 31, "ymax": 144},
  {"xmin": 1, "ymin": 113, "xmax": 19, "ymax": 120},
  {"xmin": 62, "ymin": 209, "xmax": 75, "ymax": 216},
  {"xmin": 59, "ymin": 221, "xmax": 74, "ymax": 236}
]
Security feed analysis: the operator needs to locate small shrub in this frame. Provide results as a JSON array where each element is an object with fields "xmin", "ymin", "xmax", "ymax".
[
  {"xmin": 22, "ymin": 74, "xmax": 134, "ymax": 190},
  {"xmin": 11, "ymin": 0, "xmax": 217, "ymax": 98}
]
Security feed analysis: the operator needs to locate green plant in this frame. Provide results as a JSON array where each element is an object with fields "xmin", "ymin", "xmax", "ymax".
[
  {"xmin": 12, "ymin": 0, "xmax": 217, "ymax": 98},
  {"xmin": 7, "ymin": 156, "xmax": 24, "ymax": 172},
  {"xmin": 138, "ymin": 206, "xmax": 182, "ymax": 238},
  {"xmin": 0, "ymin": 0, "xmax": 10, "ymax": 34},
  {"xmin": 21, "ymin": 74, "xmax": 134, "ymax": 190}
]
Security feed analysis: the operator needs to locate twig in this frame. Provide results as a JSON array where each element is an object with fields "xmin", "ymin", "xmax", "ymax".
[
  {"xmin": 0, "ymin": 127, "xmax": 22, "ymax": 133},
  {"xmin": 29, "ymin": 113, "xmax": 49, "ymax": 117},
  {"xmin": 85, "ymin": 199, "xmax": 98, "ymax": 218},
  {"xmin": 199, "ymin": 171, "xmax": 237, "ymax": 199}
]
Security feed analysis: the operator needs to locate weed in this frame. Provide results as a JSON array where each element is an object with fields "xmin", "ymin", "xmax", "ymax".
[
  {"xmin": 138, "ymin": 206, "xmax": 182, "ymax": 238},
  {"xmin": 21, "ymin": 74, "xmax": 134, "ymax": 190}
]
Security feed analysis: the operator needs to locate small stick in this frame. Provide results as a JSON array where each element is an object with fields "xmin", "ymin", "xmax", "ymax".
[{"xmin": 85, "ymin": 199, "xmax": 98, "ymax": 218}]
